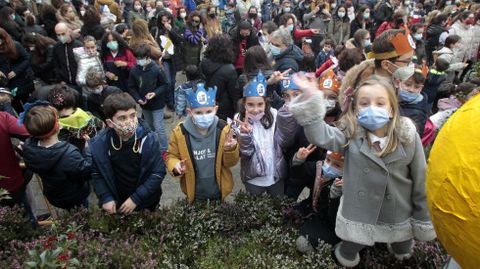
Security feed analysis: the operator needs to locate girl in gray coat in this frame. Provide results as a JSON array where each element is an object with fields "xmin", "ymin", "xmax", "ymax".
[{"xmin": 288, "ymin": 75, "xmax": 436, "ymax": 267}]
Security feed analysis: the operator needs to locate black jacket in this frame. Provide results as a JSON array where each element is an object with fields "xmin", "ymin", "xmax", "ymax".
[
  {"xmin": 128, "ymin": 61, "xmax": 168, "ymax": 110},
  {"xmin": 423, "ymin": 71, "xmax": 447, "ymax": 107},
  {"xmin": 400, "ymin": 92, "xmax": 429, "ymax": 136},
  {"xmin": 425, "ymin": 24, "xmax": 447, "ymax": 64},
  {"xmin": 87, "ymin": 85, "xmax": 123, "ymax": 121},
  {"xmin": 23, "ymin": 139, "xmax": 91, "ymax": 209},
  {"xmin": 374, "ymin": 1, "xmax": 395, "ymax": 26},
  {"xmin": 0, "ymin": 41, "xmax": 34, "ymax": 96},
  {"xmin": 23, "ymin": 25, "xmax": 48, "ymax": 36},
  {"xmin": 231, "ymin": 30, "xmax": 260, "ymax": 67},
  {"xmin": 273, "ymin": 44, "xmax": 304, "ymax": 73},
  {"xmin": 52, "ymin": 39, "xmax": 83, "ymax": 84},
  {"xmin": 32, "ymin": 44, "xmax": 56, "ymax": 83},
  {"xmin": 200, "ymin": 58, "xmax": 240, "ymax": 120}
]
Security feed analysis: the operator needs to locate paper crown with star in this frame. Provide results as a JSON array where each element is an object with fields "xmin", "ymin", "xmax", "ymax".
[
  {"xmin": 243, "ymin": 71, "xmax": 267, "ymax": 97},
  {"xmin": 280, "ymin": 76, "xmax": 300, "ymax": 92},
  {"xmin": 186, "ymin": 83, "xmax": 217, "ymax": 108},
  {"xmin": 367, "ymin": 26, "xmax": 416, "ymax": 60}
]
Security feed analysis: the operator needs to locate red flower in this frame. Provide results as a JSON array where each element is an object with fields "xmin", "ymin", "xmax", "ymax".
[
  {"xmin": 58, "ymin": 254, "xmax": 69, "ymax": 261},
  {"xmin": 67, "ymin": 232, "xmax": 75, "ymax": 240},
  {"xmin": 47, "ymin": 236, "xmax": 57, "ymax": 243}
]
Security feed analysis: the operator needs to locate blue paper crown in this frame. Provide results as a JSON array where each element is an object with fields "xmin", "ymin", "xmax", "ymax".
[
  {"xmin": 243, "ymin": 71, "xmax": 267, "ymax": 97},
  {"xmin": 279, "ymin": 77, "xmax": 299, "ymax": 92},
  {"xmin": 186, "ymin": 83, "xmax": 217, "ymax": 108}
]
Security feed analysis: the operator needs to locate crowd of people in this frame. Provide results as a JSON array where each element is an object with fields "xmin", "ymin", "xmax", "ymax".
[{"xmin": 1, "ymin": 0, "xmax": 480, "ymax": 266}]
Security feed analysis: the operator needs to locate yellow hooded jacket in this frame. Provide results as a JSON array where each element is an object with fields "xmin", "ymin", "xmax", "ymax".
[{"xmin": 166, "ymin": 120, "xmax": 239, "ymax": 203}]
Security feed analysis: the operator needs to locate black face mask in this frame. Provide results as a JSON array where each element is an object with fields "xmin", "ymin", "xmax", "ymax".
[
  {"xmin": 209, "ymin": 13, "xmax": 216, "ymax": 18},
  {"xmin": 249, "ymin": 13, "xmax": 257, "ymax": 18},
  {"xmin": 241, "ymin": 34, "xmax": 249, "ymax": 39}
]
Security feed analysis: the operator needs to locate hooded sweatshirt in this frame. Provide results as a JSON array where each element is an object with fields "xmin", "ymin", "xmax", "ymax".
[
  {"xmin": 183, "ymin": 115, "xmax": 221, "ymax": 200},
  {"xmin": 23, "ymin": 139, "xmax": 91, "ymax": 209}
]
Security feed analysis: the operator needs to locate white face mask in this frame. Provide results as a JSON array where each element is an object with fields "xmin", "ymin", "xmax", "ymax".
[
  {"xmin": 180, "ymin": 12, "xmax": 187, "ymax": 18},
  {"xmin": 338, "ymin": 11, "xmax": 346, "ymax": 18},
  {"xmin": 80, "ymin": 10, "xmax": 86, "ymax": 16}
]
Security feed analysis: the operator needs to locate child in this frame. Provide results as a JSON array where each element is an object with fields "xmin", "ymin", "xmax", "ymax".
[
  {"xmin": 296, "ymin": 151, "xmax": 345, "ymax": 252},
  {"xmin": 289, "ymin": 75, "xmax": 436, "ymax": 267},
  {"xmin": 128, "ymin": 43, "xmax": 169, "ymax": 152},
  {"xmin": 89, "ymin": 93, "xmax": 166, "ymax": 214},
  {"xmin": 315, "ymin": 39, "xmax": 335, "ymax": 69},
  {"xmin": 22, "ymin": 102, "xmax": 91, "ymax": 210},
  {"xmin": 174, "ymin": 65, "xmax": 204, "ymax": 119},
  {"xmin": 74, "ymin": 36, "xmax": 105, "ymax": 87},
  {"xmin": 48, "ymin": 85, "xmax": 104, "ymax": 150},
  {"xmin": 433, "ymin": 34, "xmax": 469, "ymax": 83},
  {"xmin": 0, "ymin": 87, "xmax": 16, "ymax": 116},
  {"xmin": 84, "ymin": 68, "xmax": 122, "ymax": 121},
  {"xmin": 166, "ymin": 83, "xmax": 239, "ymax": 203},
  {"xmin": 393, "ymin": 66, "xmax": 429, "ymax": 136},
  {"xmin": 235, "ymin": 72, "xmax": 289, "ymax": 197},
  {"xmin": 422, "ymin": 57, "xmax": 449, "ymax": 113}
]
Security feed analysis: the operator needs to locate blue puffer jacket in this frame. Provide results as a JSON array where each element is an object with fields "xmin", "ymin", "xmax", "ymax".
[
  {"xmin": 88, "ymin": 120, "xmax": 166, "ymax": 209},
  {"xmin": 273, "ymin": 44, "xmax": 304, "ymax": 73}
]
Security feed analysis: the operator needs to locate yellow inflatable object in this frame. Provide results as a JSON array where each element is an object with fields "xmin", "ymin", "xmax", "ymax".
[{"xmin": 426, "ymin": 94, "xmax": 480, "ymax": 269}]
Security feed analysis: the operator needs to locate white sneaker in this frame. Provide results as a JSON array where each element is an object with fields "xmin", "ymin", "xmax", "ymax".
[{"xmin": 295, "ymin": 235, "xmax": 314, "ymax": 254}]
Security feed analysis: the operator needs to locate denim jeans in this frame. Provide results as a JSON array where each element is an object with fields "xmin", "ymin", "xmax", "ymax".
[
  {"xmin": 142, "ymin": 108, "xmax": 168, "ymax": 152},
  {"xmin": 162, "ymin": 60, "xmax": 176, "ymax": 109}
]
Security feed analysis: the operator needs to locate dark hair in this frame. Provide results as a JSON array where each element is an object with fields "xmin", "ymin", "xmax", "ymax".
[
  {"xmin": 410, "ymin": 23, "xmax": 424, "ymax": 34},
  {"xmin": 353, "ymin": 29, "xmax": 369, "ymax": 48},
  {"xmin": 48, "ymin": 85, "xmax": 78, "ymax": 110},
  {"xmin": 279, "ymin": 13, "xmax": 295, "ymax": 27},
  {"xmin": 335, "ymin": 4, "xmax": 349, "ymax": 22},
  {"xmin": 100, "ymin": 31, "xmax": 130, "ymax": 59},
  {"xmin": 456, "ymin": 82, "xmax": 477, "ymax": 96},
  {"xmin": 338, "ymin": 48, "xmax": 363, "ymax": 72},
  {"xmin": 133, "ymin": 43, "xmax": 151, "ymax": 58},
  {"xmin": 82, "ymin": 5, "xmax": 101, "ymax": 25},
  {"xmin": 458, "ymin": 10, "xmax": 473, "ymax": 22},
  {"xmin": 25, "ymin": 14, "xmax": 36, "ymax": 27},
  {"xmin": 156, "ymin": 10, "xmax": 174, "ymax": 30},
  {"xmin": 115, "ymin": 23, "xmax": 128, "ymax": 34},
  {"xmin": 22, "ymin": 33, "xmax": 57, "ymax": 65},
  {"xmin": 204, "ymin": 34, "xmax": 234, "ymax": 64},
  {"xmin": 373, "ymin": 29, "xmax": 402, "ymax": 69},
  {"xmin": 445, "ymin": 34, "xmax": 461, "ymax": 48},
  {"xmin": 239, "ymin": 96, "xmax": 274, "ymax": 129},
  {"xmin": 0, "ymin": 28, "xmax": 18, "ymax": 59},
  {"xmin": 355, "ymin": 5, "xmax": 370, "ymax": 22},
  {"xmin": 185, "ymin": 65, "xmax": 201, "ymax": 81},
  {"xmin": 24, "ymin": 105, "xmax": 58, "ymax": 138},
  {"xmin": 431, "ymin": 13, "xmax": 449, "ymax": 25},
  {"xmin": 435, "ymin": 57, "xmax": 450, "ymax": 72},
  {"xmin": 392, "ymin": 10, "xmax": 406, "ymax": 25},
  {"xmin": 187, "ymin": 11, "xmax": 204, "ymax": 30},
  {"xmin": 243, "ymin": 45, "xmax": 271, "ymax": 74},
  {"xmin": 323, "ymin": 38, "xmax": 335, "ymax": 47},
  {"xmin": 262, "ymin": 21, "xmax": 277, "ymax": 34},
  {"xmin": 412, "ymin": 72, "xmax": 425, "ymax": 85},
  {"xmin": 103, "ymin": 93, "xmax": 137, "ymax": 119}
]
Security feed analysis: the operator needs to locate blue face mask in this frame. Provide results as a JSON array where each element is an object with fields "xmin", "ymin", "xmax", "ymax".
[
  {"xmin": 287, "ymin": 25, "xmax": 294, "ymax": 32},
  {"xmin": 137, "ymin": 58, "xmax": 149, "ymax": 66},
  {"xmin": 322, "ymin": 162, "xmax": 343, "ymax": 180},
  {"xmin": 357, "ymin": 106, "xmax": 391, "ymax": 131},
  {"xmin": 193, "ymin": 112, "xmax": 216, "ymax": 129},
  {"xmin": 107, "ymin": 41, "xmax": 119, "ymax": 51},
  {"xmin": 399, "ymin": 90, "xmax": 424, "ymax": 104},
  {"xmin": 270, "ymin": 43, "xmax": 282, "ymax": 56}
]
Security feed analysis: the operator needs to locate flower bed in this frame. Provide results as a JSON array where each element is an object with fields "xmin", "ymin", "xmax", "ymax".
[{"xmin": 0, "ymin": 193, "xmax": 447, "ymax": 268}]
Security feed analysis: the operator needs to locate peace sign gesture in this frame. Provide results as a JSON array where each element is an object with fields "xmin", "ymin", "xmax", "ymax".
[
  {"xmin": 173, "ymin": 158, "xmax": 187, "ymax": 176},
  {"xmin": 224, "ymin": 128, "xmax": 237, "ymax": 151},
  {"xmin": 295, "ymin": 144, "xmax": 317, "ymax": 161},
  {"xmin": 235, "ymin": 112, "xmax": 253, "ymax": 134},
  {"xmin": 267, "ymin": 68, "xmax": 291, "ymax": 85}
]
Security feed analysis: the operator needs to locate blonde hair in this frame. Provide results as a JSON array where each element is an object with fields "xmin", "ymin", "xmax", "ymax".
[
  {"xmin": 129, "ymin": 19, "xmax": 157, "ymax": 45},
  {"xmin": 338, "ymin": 79, "xmax": 401, "ymax": 157}
]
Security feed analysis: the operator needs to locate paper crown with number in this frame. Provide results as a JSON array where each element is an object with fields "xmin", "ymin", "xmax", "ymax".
[
  {"xmin": 318, "ymin": 69, "xmax": 340, "ymax": 92},
  {"xmin": 186, "ymin": 83, "xmax": 217, "ymax": 108},
  {"xmin": 367, "ymin": 26, "xmax": 416, "ymax": 60},
  {"xmin": 280, "ymin": 76, "xmax": 300, "ymax": 92},
  {"xmin": 243, "ymin": 71, "xmax": 267, "ymax": 97}
]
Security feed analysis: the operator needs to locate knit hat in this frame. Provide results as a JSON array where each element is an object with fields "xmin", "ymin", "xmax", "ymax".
[
  {"xmin": 318, "ymin": 69, "xmax": 340, "ymax": 92},
  {"xmin": 239, "ymin": 20, "xmax": 252, "ymax": 30}
]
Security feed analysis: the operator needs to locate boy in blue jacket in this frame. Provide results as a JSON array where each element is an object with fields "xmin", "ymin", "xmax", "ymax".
[
  {"xmin": 128, "ymin": 43, "xmax": 169, "ymax": 152},
  {"xmin": 89, "ymin": 93, "xmax": 166, "ymax": 214}
]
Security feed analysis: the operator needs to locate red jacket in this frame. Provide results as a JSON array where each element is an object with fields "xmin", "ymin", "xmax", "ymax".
[
  {"xmin": 103, "ymin": 48, "xmax": 136, "ymax": 69},
  {"xmin": 293, "ymin": 29, "xmax": 315, "ymax": 41},
  {"xmin": 315, "ymin": 58, "xmax": 334, "ymax": 77},
  {"xmin": 0, "ymin": 112, "xmax": 29, "ymax": 194}
]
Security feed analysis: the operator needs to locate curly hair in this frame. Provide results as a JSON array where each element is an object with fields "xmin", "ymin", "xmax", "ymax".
[
  {"xmin": 204, "ymin": 34, "xmax": 234, "ymax": 64},
  {"xmin": 100, "ymin": 31, "xmax": 130, "ymax": 59}
]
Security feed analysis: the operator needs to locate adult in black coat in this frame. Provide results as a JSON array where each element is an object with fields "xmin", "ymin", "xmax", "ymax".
[
  {"xmin": 80, "ymin": 6, "xmax": 106, "ymax": 41},
  {"xmin": 52, "ymin": 23, "xmax": 83, "ymax": 87},
  {"xmin": 425, "ymin": 14, "xmax": 449, "ymax": 65},
  {"xmin": 373, "ymin": 0, "xmax": 399, "ymax": 28},
  {"xmin": 0, "ymin": 7, "xmax": 24, "ymax": 41},
  {"xmin": 22, "ymin": 33, "xmax": 57, "ymax": 84},
  {"xmin": 0, "ymin": 29, "xmax": 34, "ymax": 112},
  {"xmin": 200, "ymin": 34, "xmax": 240, "ymax": 121},
  {"xmin": 230, "ymin": 20, "xmax": 260, "ymax": 74}
]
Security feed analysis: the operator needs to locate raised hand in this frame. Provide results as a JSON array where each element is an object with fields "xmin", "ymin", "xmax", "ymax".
[
  {"xmin": 292, "ymin": 72, "xmax": 319, "ymax": 100},
  {"xmin": 267, "ymin": 68, "xmax": 291, "ymax": 85},
  {"xmin": 235, "ymin": 112, "xmax": 253, "ymax": 134},
  {"xmin": 296, "ymin": 144, "xmax": 317, "ymax": 161},
  {"xmin": 173, "ymin": 158, "xmax": 187, "ymax": 176},
  {"xmin": 224, "ymin": 128, "xmax": 237, "ymax": 151}
]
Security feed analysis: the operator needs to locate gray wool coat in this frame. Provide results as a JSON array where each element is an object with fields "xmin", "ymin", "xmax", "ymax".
[{"xmin": 289, "ymin": 92, "xmax": 436, "ymax": 246}]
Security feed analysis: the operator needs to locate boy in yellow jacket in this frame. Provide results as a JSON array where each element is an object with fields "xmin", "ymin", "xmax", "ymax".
[{"xmin": 166, "ymin": 83, "xmax": 239, "ymax": 203}]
